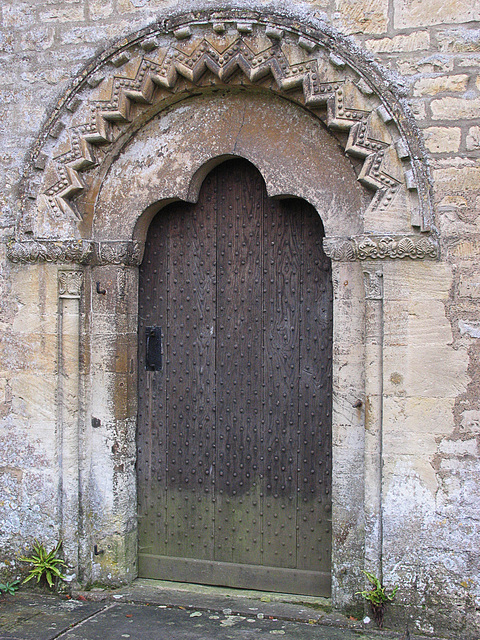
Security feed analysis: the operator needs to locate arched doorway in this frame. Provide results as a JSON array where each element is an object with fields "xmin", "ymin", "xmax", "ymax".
[
  {"xmin": 7, "ymin": 8, "xmax": 438, "ymax": 606},
  {"xmin": 137, "ymin": 159, "xmax": 333, "ymax": 596}
]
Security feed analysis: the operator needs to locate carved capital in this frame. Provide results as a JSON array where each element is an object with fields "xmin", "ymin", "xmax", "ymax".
[
  {"xmin": 323, "ymin": 238, "xmax": 356, "ymax": 262},
  {"xmin": 93, "ymin": 241, "xmax": 143, "ymax": 266},
  {"xmin": 363, "ymin": 268, "xmax": 383, "ymax": 300},
  {"xmin": 58, "ymin": 270, "xmax": 83, "ymax": 298},
  {"xmin": 323, "ymin": 235, "xmax": 438, "ymax": 261}
]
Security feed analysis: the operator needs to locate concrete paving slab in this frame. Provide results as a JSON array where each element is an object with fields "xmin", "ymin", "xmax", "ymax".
[
  {"xmin": 93, "ymin": 579, "xmax": 344, "ymax": 627},
  {"xmin": 0, "ymin": 591, "xmax": 104, "ymax": 640},
  {"xmin": 53, "ymin": 602, "xmax": 389, "ymax": 640},
  {"xmin": 1, "ymin": 582, "xmax": 447, "ymax": 640}
]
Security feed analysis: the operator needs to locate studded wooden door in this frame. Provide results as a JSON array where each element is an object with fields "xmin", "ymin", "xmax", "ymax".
[{"xmin": 137, "ymin": 159, "xmax": 332, "ymax": 596}]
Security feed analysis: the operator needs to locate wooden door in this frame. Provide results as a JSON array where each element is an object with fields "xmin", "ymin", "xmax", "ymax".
[{"xmin": 137, "ymin": 159, "xmax": 332, "ymax": 596}]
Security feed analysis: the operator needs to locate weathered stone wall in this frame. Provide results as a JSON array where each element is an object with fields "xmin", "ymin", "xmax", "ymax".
[{"xmin": 0, "ymin": 1, "xmax": 479, "ymax": 637}]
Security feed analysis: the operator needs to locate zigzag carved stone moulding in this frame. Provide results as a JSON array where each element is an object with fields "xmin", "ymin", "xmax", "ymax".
[{"xmin": 12, "ymin": 9, "xmax": 435, "ymax": 264}]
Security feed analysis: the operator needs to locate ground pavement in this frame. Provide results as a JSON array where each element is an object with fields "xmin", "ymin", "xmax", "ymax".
[{"xmin": 0, "ymin": 579, "xmax": 445, "ymax": 640}]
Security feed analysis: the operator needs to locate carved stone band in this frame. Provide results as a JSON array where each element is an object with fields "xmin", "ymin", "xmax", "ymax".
[
  {"xmin": 7, "ymin": 240, "xmax": 142, "ymax": 266},
  {"xmin": 323, "ymin": 235, "xmax": 439, "ymax": 261},
  {"xmin": 7, "ymin": 236, "xmax": 438, "ymax": 265},
  {"xmin": 7, "ymin": 239, "xmax": 93, "ymax": 264}
]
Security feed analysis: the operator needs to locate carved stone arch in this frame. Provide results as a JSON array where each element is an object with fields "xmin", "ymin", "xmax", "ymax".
[
  {"xmin": 8, "ymin": 7, "xmax": 438, "ymax": 265},
  {"xmin": 95, "ymin": 90, "xmax": 369, "ymax": 250}
]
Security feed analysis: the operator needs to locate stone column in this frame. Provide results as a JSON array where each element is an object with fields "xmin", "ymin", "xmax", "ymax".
[
  {"xmin": 363, "ymin": 266, "xmax": 384, "ymax": 580},
  {"xmin": 327, "ymin": 256, "xmax": 366, "ymax": 607},
  {"xmin": 58, "ymin": 269, "xmax": 83, "ymax": 580}
]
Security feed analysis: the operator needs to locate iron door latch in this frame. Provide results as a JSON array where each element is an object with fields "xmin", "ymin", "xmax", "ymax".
[{"xmin": 146, "ymin": 326, "xmax": 162, "ymax": 371}]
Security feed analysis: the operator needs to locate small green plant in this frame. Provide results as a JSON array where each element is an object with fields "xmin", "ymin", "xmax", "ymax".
[
  {"xmin": 0, "ymin": 580, "xmax": 21, "ymax": 595},
  {"xmin": 356, "ymin": 570, "xmax": 398, "ymax": 628},
  {"xmin": 20, "ymin": 540, "xmax": 67, "ymax": 589}
]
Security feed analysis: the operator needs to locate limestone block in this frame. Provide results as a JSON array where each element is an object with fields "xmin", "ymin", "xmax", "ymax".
[
  {"xmin": 436, "ymin": 195, "xmax": 480, "ymax": 236},
  {"xmin": 88, "ymin": 0, "xmax": 114, "ymax": 20},
  {"xmin": 58, "ymin": 25, "xmax": 109, "ymax": 45},
  {"xmin": 405, "ymin": 337, "xmax": 469, "ymax": 398},
  {"xmin": 2, "ymin": 3, "xmax": 37, "ymax": 28},
  {"xmin": 403, "ymin": 298, "xmax": 457, "ymax": 345},
  {"xmin": 436, "ymin": 458, "xmax": 480, "ymax": 520},
  {"xmin": 438, "ymin": 437, "xmax": 477, "ymax": 455},
  {"xmin": 382, "ymin": 457, "xmax": 437, "ymax": 542},
  {"xmin": 431, "ymin": 97, "xmax": 480, "ymax": 120},
  {"xmin": 0, "ymin": 330, "xmax": 58, "ymax": 373},
  {"xmin": 90, "ymin": 370, "xmax": 117, "ymax": 422},
  {"xmin": 39, "ymin": 4, "xmax": 85, "ymax": 23},
  {"xmin": 0, "ymin": 420, "xmax": 53, "ymax": 471},
  {"xmin": 398, "ymin": 56, "xmax": 454, "ymax": 76},
  {"xmin": 408, "ymin": 99, "xmax": 427, "ymax": 120},
  {"xmin": 458, "ymin": 319, "xmax": 480, "ymax": 338},
  {"xmin": 455, "ymin": 54, "xmax": 480, "ymax": 68},
  {"xmin": 12, "ymin": 263, "xmax": 59, "ymax": 311},
  {"xmin": 394, "ymin": 0, "xmax": 480, "ymax": 29},
  {"xmin": 460, "ymin": 410, "xmax": 480, "ymax": 434},
  {"xmin": 449, "ymin": 238, "xmax": 480, "ymax": 258},
  {"xmin": 365, "ymin": 31, "xmax": 430, "ymax": 53},
  {"xmin": 20, "ymin": 26, "xmax": 55, "ymax": 51},
  {"xmin": 436, "ymin": 28, "xmax": 480, "ymax": 52},
  {"xmin": 424, "ymin": 127, "xmax": 461, "ymax": 153},
  {"xmin": 383, "ymin": 348, "xmax": 409, "ymax": 396},
  {"xmin": 466, "ymin": 126, "xmax": 480, "ymax": 150},
  {"xmin": 383, "ymin": 260, "xmax": 452, "ymax": 302},
  {"xmin": 334, "ymin": 0, "xmax": 389, "ymax": 35},
  {"xmin": 11, "ymin": 372, "xmax": 57, "ymax": 421},
  {"xmin": 414, "ymin": 75, "xmax": 469, "ymax": 97},
  {"xmin": 383, "ymin": 396, "xmax": 455, "ymax": 456},
  {"xmin": 0, "ymin": 377, "xmax": 6, "ymax": 406},
  {"xmin": 0, "ymin": 29, "xmax": 14, "ymax": 55},
  {"xmin": 433, "ymin": 162, "xmax": 480, "ymax": 193},
  {"xmin": 116, "ymin": 0, "xmax": 168, "ymax": 12},
  {"xmin": 458, "ymin": 279, "xmax": 480, "ymax": 298}
]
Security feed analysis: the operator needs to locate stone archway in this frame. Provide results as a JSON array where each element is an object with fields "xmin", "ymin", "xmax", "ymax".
[{"xmin": 7, "ymin": 7, "xmax": 437, "ymax": 605}]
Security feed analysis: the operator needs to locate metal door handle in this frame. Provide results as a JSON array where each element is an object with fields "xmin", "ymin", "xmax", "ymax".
[{"xmin": 146, "ymin": 326, "xmax": 162, "ymax": 371}]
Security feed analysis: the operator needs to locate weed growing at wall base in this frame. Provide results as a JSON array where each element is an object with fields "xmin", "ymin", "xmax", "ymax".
[
  {"xmin": 0, "ymin": 580, "xmax": 21, "ymax": 595},
  {"xmin": 356, "ymin": 571, "xmax": 398, "ymax": 628},
  {"xmin": 20, "ymin": 541, "xmax": 67, "ymax": 589}
]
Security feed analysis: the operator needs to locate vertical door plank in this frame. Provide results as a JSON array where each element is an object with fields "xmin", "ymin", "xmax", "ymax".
[
  {"xmin": 296, "ymin": 203, "xmax": 333, "ymax": 573},
  {"xmin": 262, "ymin": 198, "xmax": 303, "ymax": 569},
  {"xmin": 138, "ymin": 211, "xmax": 169, "ymax": 558},
  {"xmin": 215, "ymin": 162, "xmax": 264, "ymax": 566},
  {"xmin": 164, "ymin": 191, "xmax": 217, "ymax": 561}
]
